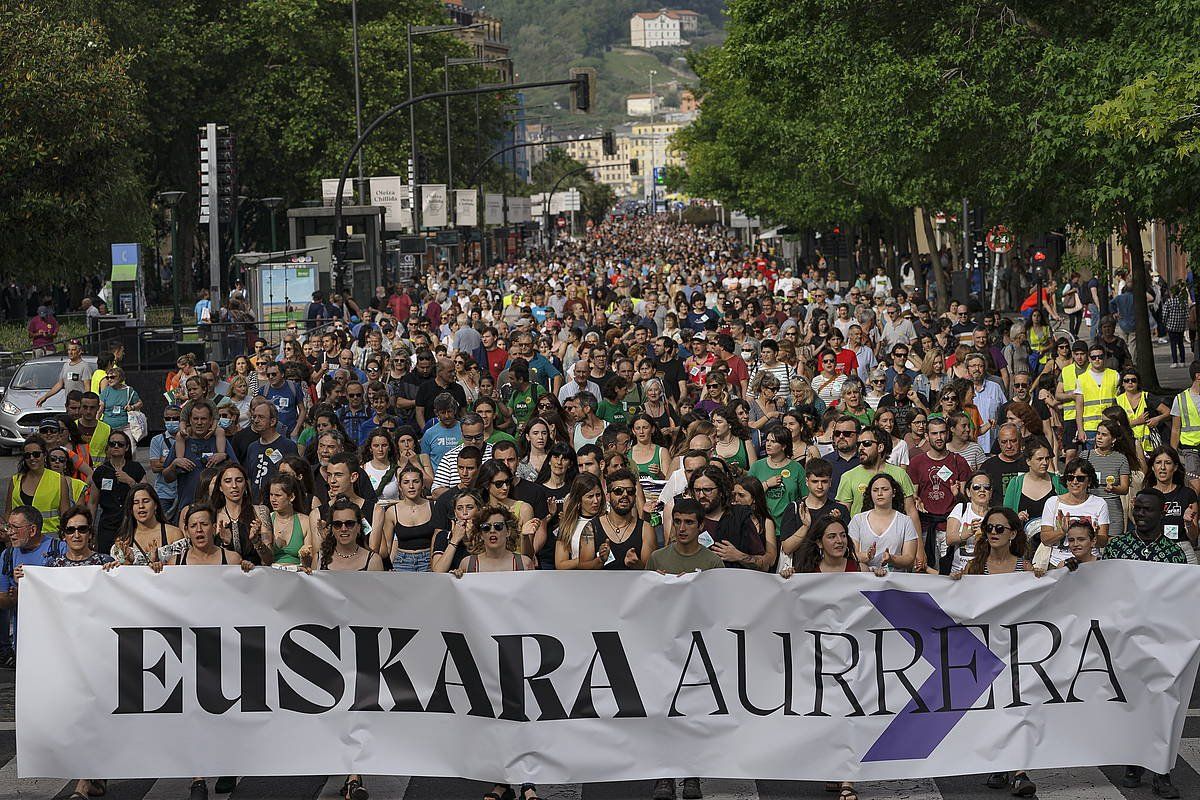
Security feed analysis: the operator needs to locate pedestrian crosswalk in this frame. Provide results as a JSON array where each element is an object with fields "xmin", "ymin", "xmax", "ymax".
[{"xmin": 3, "ymin": 750, "xmax": 1200, "ymax": 800}]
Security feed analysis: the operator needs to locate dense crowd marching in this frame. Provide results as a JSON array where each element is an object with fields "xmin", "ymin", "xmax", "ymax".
[{"xmin": 2, "ymin": 216, "xmax": 1197, "ymax": 800}]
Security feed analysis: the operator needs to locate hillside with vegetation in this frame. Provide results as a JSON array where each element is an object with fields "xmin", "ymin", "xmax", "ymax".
[{"xmin": 473, "ymin": 0, "xmax": 726, "ymax": 127}]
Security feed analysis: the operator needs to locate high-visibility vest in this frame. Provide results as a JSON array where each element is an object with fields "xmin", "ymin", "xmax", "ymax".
[
  {"xmin": 1177, "ymin": 390, "xmax": 1200, "ymax": 447},
  {"xmin": 1116, "ymin": 391, "xmax": 1149, "ymax": 445},
  {"xmin": 1078, "ymin": 368, "xmax": 1119, "ymax": 432},
  {"xmin": 1061, "ymin": 363, "xmax": 1080, "ymax": 421},
  {"xmin": 9, "ymin": 469, "xmax": 63, "ymax": 533}
]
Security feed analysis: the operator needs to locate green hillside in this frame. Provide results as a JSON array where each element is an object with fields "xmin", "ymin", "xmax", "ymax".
[{"xmin": 471, "ymin": 0, "xmax": 726, "ymax": 126}]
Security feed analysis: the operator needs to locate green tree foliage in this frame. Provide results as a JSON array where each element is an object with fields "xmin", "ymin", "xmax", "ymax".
[
  {"xmin": 0, "ymin": 5, "xmax": 149, "ymax": 277},
  {"xmin": 677, "ymin": 0, "xmax": 1200, "ymax": 380},
  {"xmin": 530, "ymin": 148, "xmax": 617, "ymax": 224}
]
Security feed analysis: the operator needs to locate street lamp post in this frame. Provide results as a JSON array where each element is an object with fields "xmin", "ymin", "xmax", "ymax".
[
  {"xmin": 351, "ymin": 0, "xmax": 364, "ymax": 193},
  {"xmin": 158, "ymin": 190, "xmax": 185, "ymax": 332},
  {"xmin": 262, "ymin": 197, "xmax": 284, "ymax": 255},
  {"xmin": 406, "ymin": 22, "xmax": 486, "ymax": 231}
]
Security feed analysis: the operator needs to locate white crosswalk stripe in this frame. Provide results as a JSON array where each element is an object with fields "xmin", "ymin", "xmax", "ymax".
[{"xmin": 0, "ymin": 757, "xmax": 69, "ymax": 800}]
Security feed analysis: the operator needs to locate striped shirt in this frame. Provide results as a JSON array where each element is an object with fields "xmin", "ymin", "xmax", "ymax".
[{"xmin": 432, "ymin": 442, "xmax": 494, "ymax": 491}]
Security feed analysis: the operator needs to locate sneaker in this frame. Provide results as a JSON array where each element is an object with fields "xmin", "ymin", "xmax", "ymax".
[
  {"xmin": 681, "ymin": 779, "xmax": 702, "ymax": 800},
  {"xmin": 1152, "ymin": 773, "xmax": 1180, "ymax": 799},
  {"xmin": 214, "ymin": 777, "xmax": 237, "ymax": 794},
  {"xmin": 189, "ymin": 780, "xmax": 208, "ymax": 800},
  {"xmin": 652, "ymin": 779, "xmax": 676, "ymax": 800},
  {"xmin": 1010, "ymin": 774, "xmax": 1036, "ymax": 797},
  {"xmin": 985, "ymin": 773, "xmax": 1009, "ymax": 790},
  {"xmin": 1123, "ymin": 766, "xmax": 1144, "ymax": 788}
]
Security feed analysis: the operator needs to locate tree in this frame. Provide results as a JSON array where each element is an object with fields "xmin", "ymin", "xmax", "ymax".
[
  {"xmin": 531, "ymin": 148, "xmax": 616, "ymax": 224},
  {"xmin": 0, "ymin": 5, "xmax": 149, "ymax": 278}
]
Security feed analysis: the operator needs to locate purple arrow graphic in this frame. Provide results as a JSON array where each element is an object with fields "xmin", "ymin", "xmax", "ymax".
[{"xmin": 860, "ymin": 589, "xmax": 1005, "ymax": 762}]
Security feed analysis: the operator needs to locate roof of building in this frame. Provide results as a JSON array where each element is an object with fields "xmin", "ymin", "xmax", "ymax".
[
  {"xmin": 633, "ymin": 8, "xmax": 700, "ymax": 19},
  {"xmin": 626, "ymin": 92, "xmax": 659, "ymax": 99}
]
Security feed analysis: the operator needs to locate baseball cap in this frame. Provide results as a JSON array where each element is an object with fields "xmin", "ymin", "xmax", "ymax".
[{"xmin": 692, "ymin": 331, "xmax": 708, "ymax": 342}]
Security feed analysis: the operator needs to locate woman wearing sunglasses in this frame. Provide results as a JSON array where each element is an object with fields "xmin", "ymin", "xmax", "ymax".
[
  {"xmin": 47, "ymin": 447, "xmax": 89, "ymax": 507},
  {"xmin": 90, "ymin": 430, "xmax": 146, "ymax": 554},
  {"xmin": 951, "ymin": 505, "xmax": 1037, "ymax": 797},
  {"xmin": 6, "ymin": 434, "xmax": 71, "ymax": 534},
  {"xmin": 1040, "ymin": 458, "xmax": 1108, "ymax": 567},
  {"xmin": 1115, "ymin": 369, "xmax": 1170, "ymax": 453},
  {"xmin": 812, "ymin": 348, "xmax": 846, "ymax": 408},
  {"xmin": 453, "ymin": 504, "xmax": 538, "ymax": 800},
  {"xmin": 944, "ymin": 471, "xmax": 993, "ymax": 575}
]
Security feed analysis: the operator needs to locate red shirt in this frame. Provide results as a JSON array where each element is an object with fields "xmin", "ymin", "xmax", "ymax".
[
  {"xmin": 834, "ymin": 348, "xmax": 859, "ymax": 377},
  {"xmin": 725, "ymin": 355, "xmax": 750, "ymax": 389},
  {"xmin": 906, "ymin": 450, "xmax": 972, "ymax": 517},
  {"xmin": 389, "ymin": 293, "xmax": 412, "ymax": 322},
  {"xmin": 485, "ymin": 347, "xmax": 509, "ymax": 382}
]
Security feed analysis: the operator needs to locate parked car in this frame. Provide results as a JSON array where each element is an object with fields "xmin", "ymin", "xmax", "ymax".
[{"xmin": 0, "ymin": 355, "xmax": 98, "ymax": 450}]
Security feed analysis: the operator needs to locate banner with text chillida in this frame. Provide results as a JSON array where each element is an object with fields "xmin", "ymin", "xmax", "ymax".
[{"xmin": 16, "ymin": 563, "xmax": 1200, "ymax": 781}]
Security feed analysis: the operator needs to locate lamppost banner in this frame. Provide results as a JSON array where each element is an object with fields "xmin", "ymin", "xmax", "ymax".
[
  {"xmin": 455, "ymin": 190, "xmax": 477, "ymax": 225},
  {"xmin": 16, "ymin": 564, "xmax": 1200, "ymax": 782}
]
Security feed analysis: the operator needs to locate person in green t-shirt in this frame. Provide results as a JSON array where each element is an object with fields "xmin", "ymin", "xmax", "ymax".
[
  {"xmin": 505, "ymin": 359, "xmax": 543, "ymax": 429},
  {"xmin": 597, "ymin": 377, "xmax": 632, "ymax": 427},
  {"xmin": 647, "ymin": 497, "xmax": 725, "ymax": 573},
  {"xmin": 748, "ymin": 425, "xmax": 805, "ymax": 532},
  {"xmin": 834, "ymin": 426, "xmax": 917, "ymax": 516}
]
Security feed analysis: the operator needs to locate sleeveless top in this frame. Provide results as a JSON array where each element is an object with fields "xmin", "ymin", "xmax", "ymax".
[
  {"xmin": 392, "ymin": 503, "xmax": 437, "ymax": 550},
  {"xmin": 591, "ymin": 516, "xmax": 645, "ymax": 571},
  {"xmin": 270, "ymin": 512, "xmax": 304, "ymax": 565},
  {"xmin": 982, "ymin": 558, "xmax": 1027, "ymax": 575},
  {"xmin": 716, "ymin": 438, "xmax": 749, "ymax": 471},
  {"xmin": 321, "ymin": 549, "xmax": 375, "ymax": 571},
  {"xmin": 181, "ymin": 547, "xmax": 229, "ymax": 565},
  {"xmin": 464, "ymin": 553, "xmax": 526, "ymax": 572},
  {"xmin": 10, "ymin": 469, "xmax": 63, "ymax": 533},
  {"xmin": 572, "ymin": 421, "xmax": 607, "ymax": 450},
  {"xmin": 112, "ymin": 522, "xmax": 187, "ymax": 565}
]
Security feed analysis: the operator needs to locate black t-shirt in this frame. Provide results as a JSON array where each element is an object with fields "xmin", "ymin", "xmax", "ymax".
[
  {"xmin": 431, "ymin": 528, "xmax": 469, "ymax": 572},
  {"xmin": 232, "ymin": 427, "xmax": 258, "ymax": 465},
  {"xmin": 655, "ymin": 358, "xmax": 687, "ymax": 400},
  {"xmin": 981, "ymin": 455, "xmax": 1028, "ymax": 502},
  {"xmin": 92, "ymin": 461, "xmax": 147, "ymax": 552},
  {"xmin": 537, "ymin": 482, "xmax": 571, "ymax": 570},
  {"xmin": 513, "ymin": 478, "xmax": 549, "ymax": 518},
  {"xmin": 778, "ymin": 497, "xmax": 850, "ymax": 540},
  {"xmin": 415, "ymin": 380, "xmax": 468, "ymax": 422},
  {"xmin": 1160, "ymin": 485, "xmax": 1198, "ymax": 543}
]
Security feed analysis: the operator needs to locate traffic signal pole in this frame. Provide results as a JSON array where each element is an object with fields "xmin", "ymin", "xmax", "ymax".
[{"xmin": 331, "ymin": 75, "xmax": 589, "ymax": 289}]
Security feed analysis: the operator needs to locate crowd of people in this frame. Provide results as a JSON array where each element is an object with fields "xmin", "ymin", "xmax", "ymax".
[{"xmin": 2, "ymin": 215, "xmax": 1196, "ymax": 800}]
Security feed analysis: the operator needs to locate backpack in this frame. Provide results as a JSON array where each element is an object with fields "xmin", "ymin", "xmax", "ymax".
[{"xmin": 3, "ymin": 537, "xmax": 63, "ymax": 577}]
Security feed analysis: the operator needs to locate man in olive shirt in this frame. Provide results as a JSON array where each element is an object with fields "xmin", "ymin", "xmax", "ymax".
[{"xmin": 647, "ymin": 498, "xmax": 725, "ymax": 573}]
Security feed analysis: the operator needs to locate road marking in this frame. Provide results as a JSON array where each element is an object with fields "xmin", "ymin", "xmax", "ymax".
[
  {"xmin": 1028, "ymin": 767, "xmax": 1127, "ymax": 800},
  {"xmin": 1178, "ymin": 738, "xmax": 1200, "ymax": 774},
  {"xmin": 855, "ymin": 777, "xmax": 942, "ymax": 800},
  {"xmin": 0, "ymin": 758, "xmax": 69, "ymax": 800}
]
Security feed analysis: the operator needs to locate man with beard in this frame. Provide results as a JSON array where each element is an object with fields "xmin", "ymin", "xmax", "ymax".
[
  {"xmin": 907, "ymin": 417, "xmax": 971, "ymax": 572},
  {"xmin": 688, "ymin": 466, "xmax": 771, "ymax": 571},
  {"xmin": 828, "ymin": 416, "xmax": 862, "ymax": 490},
  {"xmin": 579, "ymin": 470, "xmax": 653, "ymax": 569},
  {"xmin": 837, "ymin": 425, "xmax": 925, "ymax": 570},
  {"xmin": 244, "ymin": 402, "xmax": 298, "ymax": 503},
  {"xmin": 387, "ymin": 349, "xmax": 429, "ymax": 426}
]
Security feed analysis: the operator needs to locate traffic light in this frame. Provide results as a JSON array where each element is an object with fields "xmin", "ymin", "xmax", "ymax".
[
  {"xmin": 215, "ymin": 126, "xmax": 236, "ymax": 224},
  {"xmin": 629, "ymin": 158, "xmax": 640, "ymax": 176},
  {"xmin": 602, "ymin": 130, "xmax": 616, "ymax": 156},
  {"xmin": 569, "ymin": 67, "xmax": 596, "ymax": 113},
  {"xmin": 415, "ymin": 152, "xmax": 430, "ymax": 184}
]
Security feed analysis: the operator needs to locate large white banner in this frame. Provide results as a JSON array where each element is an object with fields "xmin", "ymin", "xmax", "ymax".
[
  {"xmin": 369, "ymin": 176, "xmax": 413, "ymax": 231},
  {"xmin": 484, "ymin": 193, "xmax": 504, "ymax": 225},
  {"xmin": 455, "ymin": 190, "xmax": 478, "ymax": 226},
  {"xmin": 16, "ymin": 563, "xmax": 1200, "ymax": 782},
  {"xmin": 421, "ymin": 184, "xmax": 449, "ymax": 228}
]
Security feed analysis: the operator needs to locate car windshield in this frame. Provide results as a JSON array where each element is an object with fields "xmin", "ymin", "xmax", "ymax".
[{"xmin": 11, "ymin": 361, "xmax": 64, "ymax": 390}]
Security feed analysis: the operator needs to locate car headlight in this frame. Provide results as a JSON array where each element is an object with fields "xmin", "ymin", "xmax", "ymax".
[{"xmin": 1, "ymin": 401, "xmax": 17, "ymax": 415}]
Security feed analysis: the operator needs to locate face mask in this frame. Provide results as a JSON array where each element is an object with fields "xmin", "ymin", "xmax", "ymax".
[
  {"xmin": 165, "ymin": 421, "xmax": 181, "ymax": 435},
  {"xmin": 219, "ymin": 418, "xmax": 233, "ymax": 430}
]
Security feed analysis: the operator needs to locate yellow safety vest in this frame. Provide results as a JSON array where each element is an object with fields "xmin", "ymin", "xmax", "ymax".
[
  {"xmin": 1061, "ymin": 363, "xmax": 1079, "ymax": 421},
  {"xmin": 1078, "ymin": 368, "xmax": 1119, "ymax": 432},
  {"xmin": 1116, "ymin": 391, "xmax": 1149, "ymax": 446},
  {"xmin": 1177, "ymin": 390, "xmax": 1200, "ymax": 447},
  {"xmin": 10, "ymin": 469, "xmax": 64, "ymax": 533}
]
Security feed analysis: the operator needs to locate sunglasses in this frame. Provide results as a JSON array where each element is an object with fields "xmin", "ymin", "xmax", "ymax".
[
  {"xmin": 858, "ymin": 440, "xmax": 878, "ymax": 447},
  {"xmin": 984, "ymin": 523, "xmax": 1011, "ymax": 534},
  {"xmin": 609, "ymin": 486, "xmax": 635, "ymax": 497},
  {"xmin": 23, "ymin": 451, "xmax": 44, "ymax": 459},
  {"xmin": 63, "ymin": 524, "xmax": 91, "ymax": 535},
  {"xmin": 970, "ymin": 483, "xmax": 991, "ymax": 491},
  {"xmin": 1014, "ymin": 383, "xmax": 1030, "ymax": 389},
  {"xmin": 491, "ymin": 479, "xmax": 512, "ymax": 488},
  {"xmin": 479, "ymin": 521, "xmax": 507, "ymax": 532},
  {"xmin": 330, "ymin": 519, "xmax": 358, "ymax": 530},
  {"xmin": 1122, "ymin": 377, "xmax": 1138, "ymax": 383},
  {"xmin": 1089, "ymin": 354, "xmax": 1105, "ymax": 360},
  {"xmin": 834, "ymin": 430, "xmax": 857, "ymax": 438},
  {"xmin": 1066, "ymin": 474, "xmax": 1089, "ymax": 483},
  {"xmin": 109, "ymin": 440, "xmax": 129, "ymax": 449}
]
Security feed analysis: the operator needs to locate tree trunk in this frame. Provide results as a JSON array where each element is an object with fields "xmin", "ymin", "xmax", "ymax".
[
  {"xmin": 1123, "ymin": 209, "xmax": 1158, "ymax": 389},
  {"xmin": 918, "ymin": 209, "xmax": 949, "ymax": 311}
]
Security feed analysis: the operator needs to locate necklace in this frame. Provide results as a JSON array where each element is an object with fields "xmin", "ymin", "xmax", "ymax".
[
  {"xmin": 335, "ymin": 546, "xmax": 361, "ymax": 559},
  {"xmin": 605, "ymin": 512, "xmax": 633, "ymax": 542}
]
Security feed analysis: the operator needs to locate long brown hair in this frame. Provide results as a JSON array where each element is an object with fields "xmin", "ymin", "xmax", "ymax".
[{"xmin": 964, "ymin": 507, "xmax": 1027, "ymax": 575}]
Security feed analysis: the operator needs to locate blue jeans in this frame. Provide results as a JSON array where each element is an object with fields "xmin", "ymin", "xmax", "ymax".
[{"xmin": 392, "ymin": 549, "xmax": 432, "ymax": 572}]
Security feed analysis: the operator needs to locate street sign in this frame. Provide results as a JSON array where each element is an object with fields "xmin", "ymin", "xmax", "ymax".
[
  {"xmin": 986, "ymin": 224, "xmax": 1014, "ymax": 253},
  {"xmin": 435, "ymin": 230, "xmax": 460, "ymax": 246}
]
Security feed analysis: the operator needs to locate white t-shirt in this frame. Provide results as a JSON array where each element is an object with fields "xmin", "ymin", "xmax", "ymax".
[
  {"xmin": 848, "ymin": 509, "xmax": 918, "ymax": 572},
  {"xmin": 887, "ymin": 438, "xmax": 910, "ymax": 467},
  {"xmin": 948, "ymin": 502, "xmax": 986, "ymax": 574},
  {"xmin": 1040, "ymin": 494, "xmax": 1108, "ymax": 566},
  {"xmin": 363, "ymin": 462, "xmax": 400, "ymax": 501}
]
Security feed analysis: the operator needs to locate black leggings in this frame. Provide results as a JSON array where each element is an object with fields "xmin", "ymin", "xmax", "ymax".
[{"xmin": 1067, "ymin": 311, "xmax": 1082, "ymax": 338}]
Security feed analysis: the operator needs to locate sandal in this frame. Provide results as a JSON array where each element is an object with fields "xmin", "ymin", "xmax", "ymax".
[
  {"xmin": 88, "ymin": 780, "xmax": 108, "ymax": 797},
  {"xmin": 68, "ymin": 794, "xmax": 88, "ymax": 800},
  {"xmin": 520, "ymin": 784, "xmax": 540, "ymax": 800},
  {"xmin": 483, "ymin": 786, "xmax": 515, "ymax": 800},
  {"xmin": 343, "ymin": 778, "xmax": 369, "ymax": 800},
  {"xmin": 838, "ymin": 784, "xmax": 857, "ymax": 800}
]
